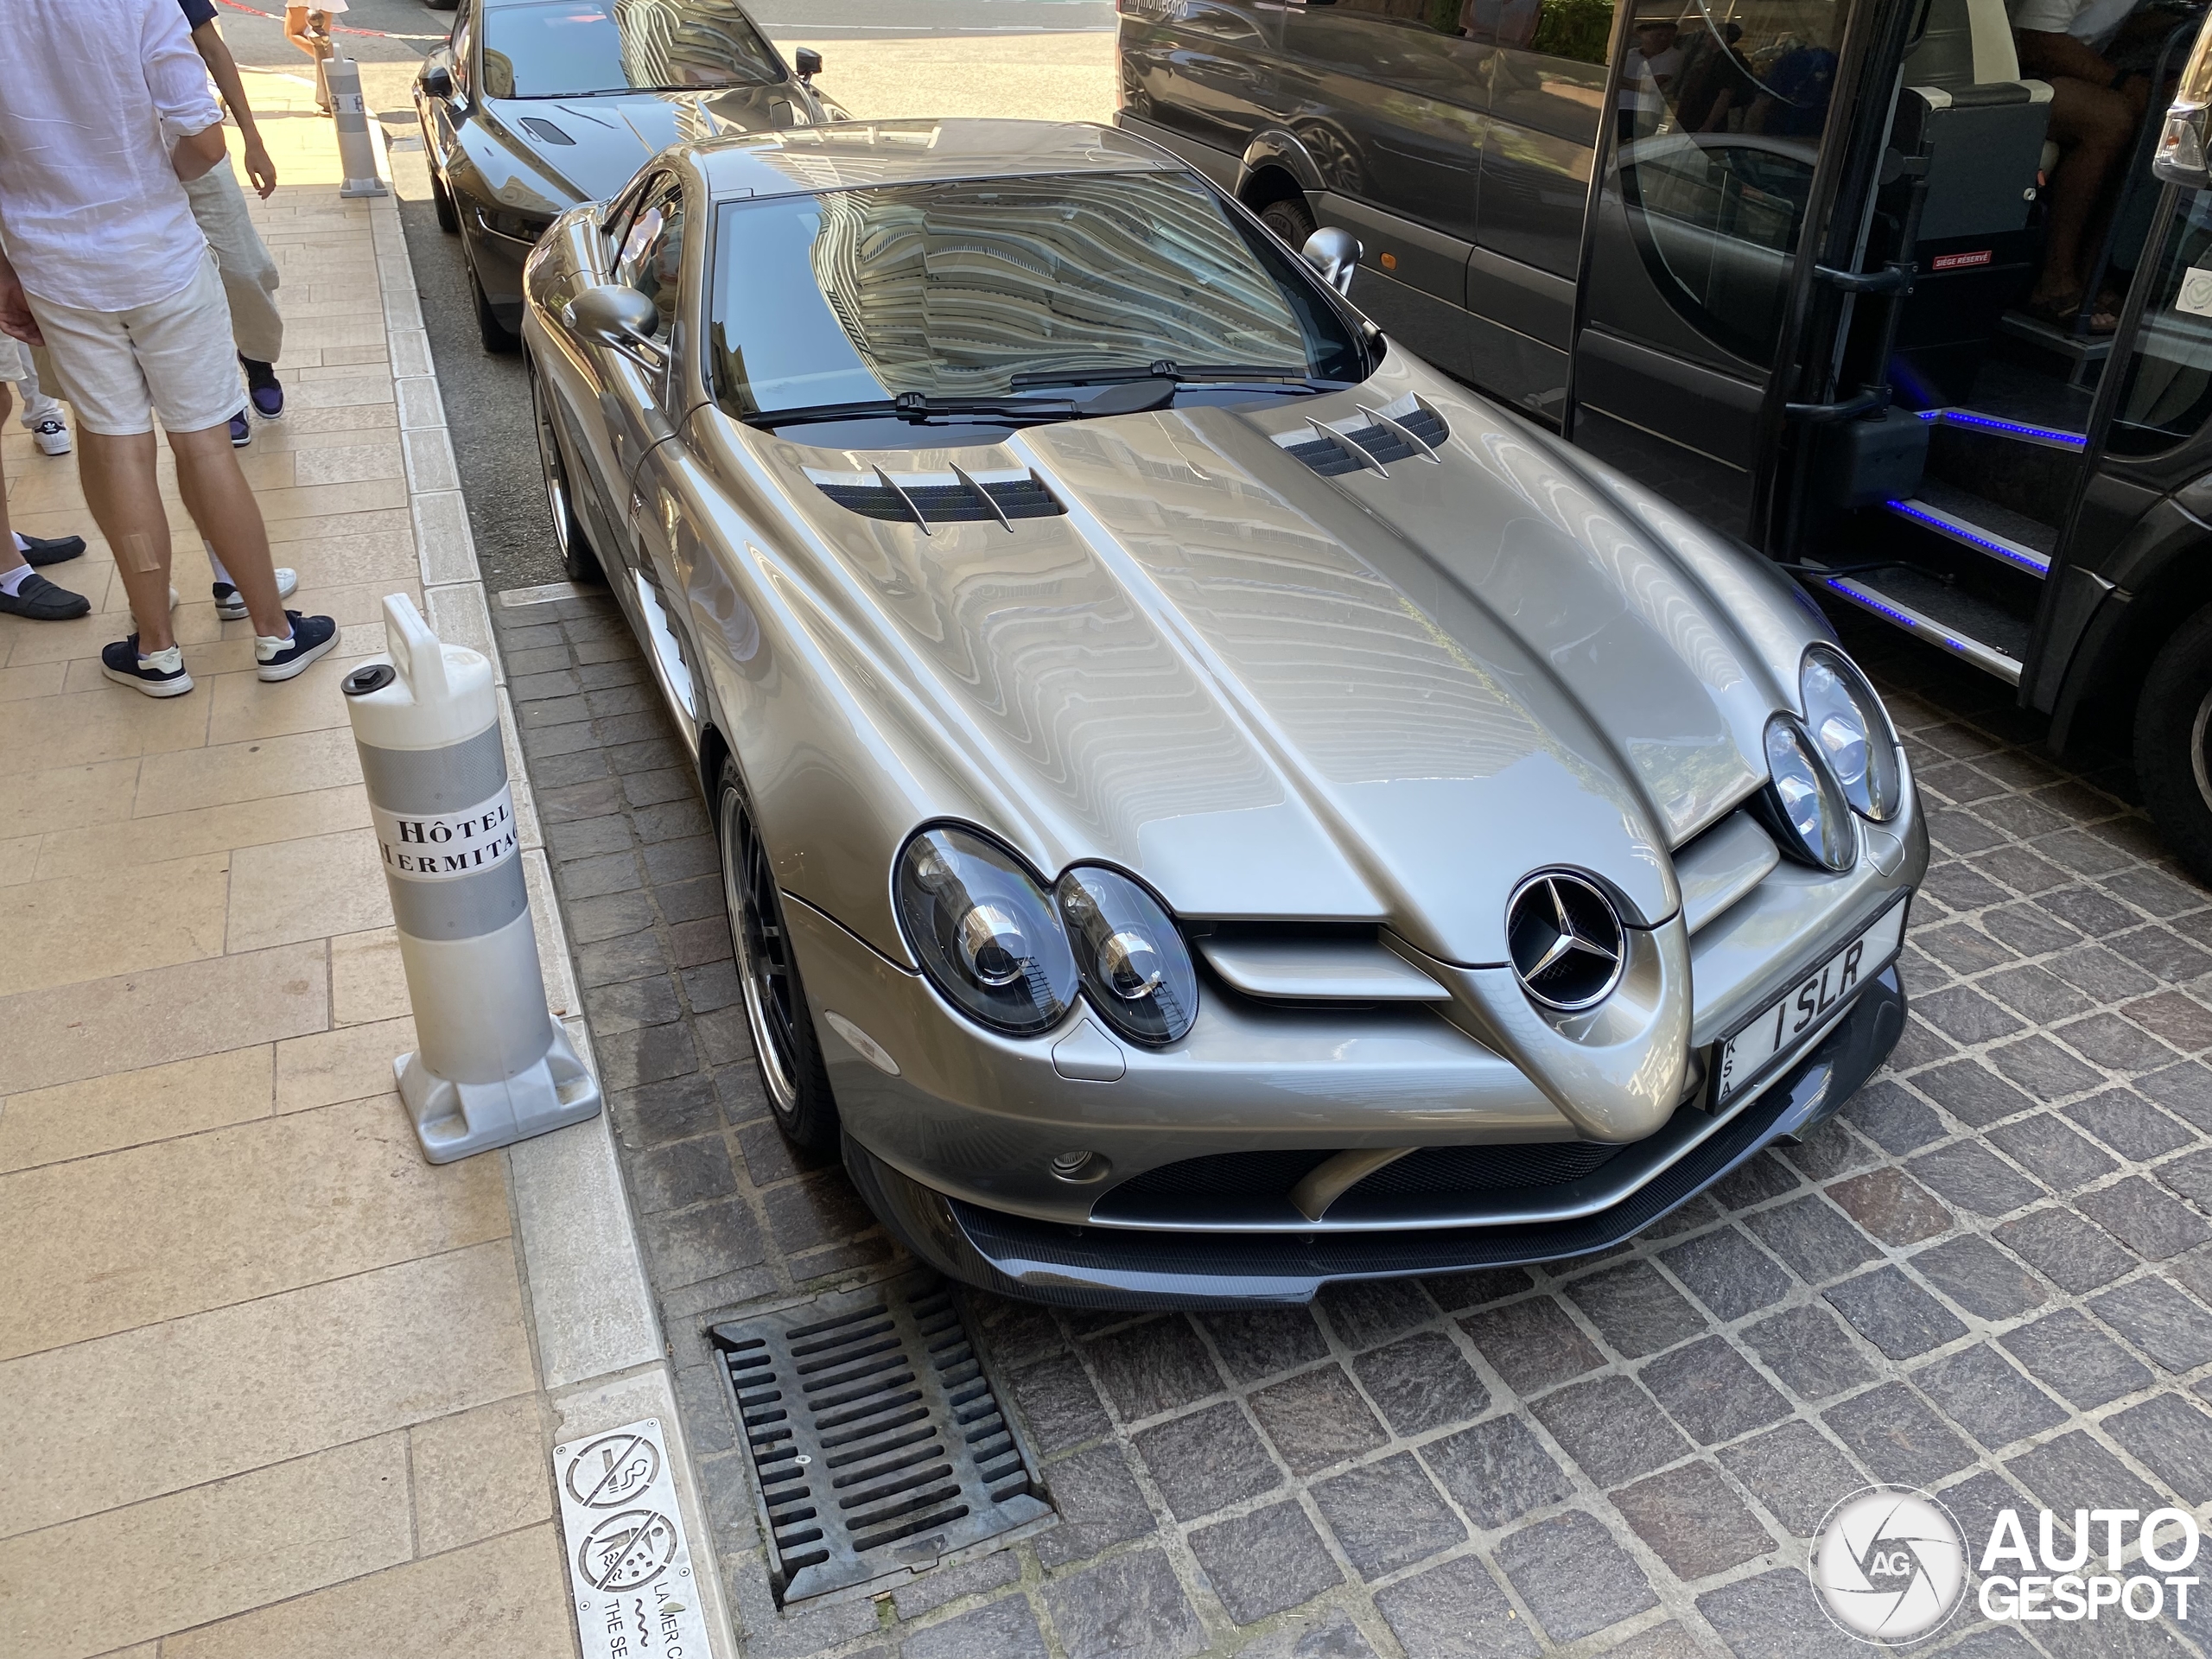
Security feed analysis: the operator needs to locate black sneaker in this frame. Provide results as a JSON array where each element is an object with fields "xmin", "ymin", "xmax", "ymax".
[
  {"xmin": 0, "ymin": 571, "xmax": 91, "ymax": 620},
  {"xmin": 229, "ymin": 410, "xmax": 251, "ymax": 448},
  {"xmin": 256, "ymin": 611, "xmax": 339, "ymax": 682},
  {"xmin": 242, "ymin": 355, "xmax": 284, "ymax": 419},
  {"xmin": 101, "ymin": 635, "xmax": 194, "ymax": 696},
  {"xmin": 16, "ymin": 531, "xmax": 86, "ymax": 567}
]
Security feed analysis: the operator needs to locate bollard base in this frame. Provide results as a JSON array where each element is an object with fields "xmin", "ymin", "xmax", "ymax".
[
  {"xmin": 340, "ymin": 179, "xmax": 391, "ymax": 199},
  {"xmin": 396, "ymin": 1024, "xmax": 601, "ymax": 1163}
]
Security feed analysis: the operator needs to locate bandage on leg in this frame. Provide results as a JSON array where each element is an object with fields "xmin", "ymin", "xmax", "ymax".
[{"xmin": 116, "ymin": 531, "xmax": 165, "ymax": 575}]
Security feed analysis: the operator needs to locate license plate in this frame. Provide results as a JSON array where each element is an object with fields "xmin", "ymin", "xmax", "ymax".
[{"xmin": 1716, "ymin": 897, "xmax": 1909, "ymax": 1103}]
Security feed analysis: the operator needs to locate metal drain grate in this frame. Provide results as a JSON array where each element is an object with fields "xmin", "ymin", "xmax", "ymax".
[{"xmin": 711, "ymin": 1270, "xmax": 1053, "ymax": 1605}]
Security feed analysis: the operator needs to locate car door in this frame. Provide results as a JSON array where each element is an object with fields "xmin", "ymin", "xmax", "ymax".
[
  {"xmin": 1465, "ymin": 0, "xmax": 1613, "ymax": 419},
  {"xmin": 1565, "ymin": 0, "xmax": 1861, "ymax": 540},
  {"xmin": 1125, "ymin": 0, "xmax": 1278, "ymax": 161},
  {"xmin": 423, "ymin": 0, "xmax": 474, "ymax": 180},
  {"xmin": 554, "ymin": 172, "xmax": 685, "ymax": 563},
  {"xmin": 1275, "ymin": 0, "xmax": 1489, "ymax": 376}
]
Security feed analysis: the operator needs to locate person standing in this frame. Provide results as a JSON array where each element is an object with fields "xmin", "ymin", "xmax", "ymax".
[
  {"xmin": 3, "ymin": 340, "xmax": 70, "ymax": 455},
  {"xmin": 0, "ymin": 0, "xmax": 335, "ymax": 696},
  {"xmin": 0, "ymin": 359, "xmax": 91, "ymax": 620},
  {"xmin": 283, "ymin": 2, "xmax": 348, "ymax": 116},
  {"xmin": 180, "ymin": 0, "xmax": 287, "ymax": 447}
]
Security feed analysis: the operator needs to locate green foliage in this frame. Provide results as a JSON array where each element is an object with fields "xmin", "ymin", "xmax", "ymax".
[{"xmin": 1530, "ymin": 0, "xmax": 1615, "ymax": 65}]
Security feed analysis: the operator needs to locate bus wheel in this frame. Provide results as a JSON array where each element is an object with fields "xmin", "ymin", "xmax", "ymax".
[
  {"xmin": 1259, "ymin": 194, "xmax": 1316, "ymax": 251},
  {"xmin": 2135, "ymin": 600, "xmax": 2212, "ymax": 886}
]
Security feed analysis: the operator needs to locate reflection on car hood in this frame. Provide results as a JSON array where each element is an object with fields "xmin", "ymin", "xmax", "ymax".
[
  {"xmin": 480, "ymin": 86, "xmax": 812, "ymax": 204},
  {"xmin": 742, "ymin": 360, "xmax": 1816, "ymax": 968}
]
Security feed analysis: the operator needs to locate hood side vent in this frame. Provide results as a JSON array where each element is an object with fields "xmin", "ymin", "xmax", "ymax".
[
  {"xmin": 1279, "ymin": 397, "xmax": 1449, "ymax": 478},
  {"xmin": 518, "ymin": 116, "xmax": 575, "ymax": 145},
  {"xmin": 811, "ymin": 466, "xmax": 1065, "ymax": 532}
]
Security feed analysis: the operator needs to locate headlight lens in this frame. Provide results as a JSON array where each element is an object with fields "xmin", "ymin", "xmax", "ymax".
[
  {"xmin": 1055, "ymin": 866, "xmax": 1198, "ymax": 1045},
  {"xmin": 1764, "ymin": 715, "xmax": 1857, "ymax": 872},
  {"xmin": 1801, "ymin": 646, "xmax": 1903, "ymax": 821},
  {"xmin": 896, "ymin": 828, "xmax": 1076, "ymax": 1035}
]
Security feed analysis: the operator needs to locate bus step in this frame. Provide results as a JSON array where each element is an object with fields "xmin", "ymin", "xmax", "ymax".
[
  {"xmin": 1883, "ymin": 488, "xmax": 2053, "ymax": 578},
  {"xmin": 1915, "ymin": 407, "xmax": 2088, "ymax": 453},
  {"xmin": 1806, "ymin": 564, "xmax": 2026, "ymax": 686}
]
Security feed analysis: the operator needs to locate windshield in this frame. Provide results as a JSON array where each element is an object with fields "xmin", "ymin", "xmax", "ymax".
[
  {"xmin": 706, "ymin": 169, "xmax": 1367, "ymax": 419},
  {"xmin": 480, "ymin": 0, "xmax": 784, "ymax": 99}
]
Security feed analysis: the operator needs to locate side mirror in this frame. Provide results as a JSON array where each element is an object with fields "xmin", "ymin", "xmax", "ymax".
[
  {"xmin": 423, "ymin": 64, "xmax": 454, "ymax": 101},
  {"xmin": 567, "ymin": 283, "xmax": 666, "ymax": 368},
  {"xmin": 794, "ymin": 47, "xmax": 823, "ymax": 82},
  {"xmin": 2156, "ymin": 102, "xmax": 2212, "ymax": 190},
  {"xmin": 1300, "ymin": 226, "xmax": 1361, "ymax": 296}
]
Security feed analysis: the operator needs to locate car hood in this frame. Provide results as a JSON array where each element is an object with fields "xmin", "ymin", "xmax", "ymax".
[
  {"xmin": 480, "ymin": 86, "xmax": 817, "ymax": 204},
  {"xmin": 736, "ymin": 355, "xmax": 1822, "ymax": 969}
]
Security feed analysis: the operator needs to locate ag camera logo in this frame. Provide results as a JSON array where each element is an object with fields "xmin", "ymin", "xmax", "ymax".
[{"xmin": 1811, "ymin": 1486, "xmax": 1968, "ymax": 1643}]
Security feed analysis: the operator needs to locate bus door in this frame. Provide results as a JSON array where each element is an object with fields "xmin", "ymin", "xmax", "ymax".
[{"xmin": 1561, "ymin": 0, "xmax": 1903, "ymax": 540}]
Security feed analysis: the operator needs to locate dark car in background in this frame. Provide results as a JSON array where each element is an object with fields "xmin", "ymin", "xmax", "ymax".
[{"xmin": 415, "ymin": 0, "xmax": 842, "ymax": 350}]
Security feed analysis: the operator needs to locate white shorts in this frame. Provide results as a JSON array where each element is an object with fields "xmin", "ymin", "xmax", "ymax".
[{"xmin": 26, "ymin": 251, "xmax": 242, "ymax": 437}]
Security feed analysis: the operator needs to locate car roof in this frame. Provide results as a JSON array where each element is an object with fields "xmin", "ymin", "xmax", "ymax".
[{"xmin": 692, "ymin": 118, "xmax": 1184, "ymax": 200}]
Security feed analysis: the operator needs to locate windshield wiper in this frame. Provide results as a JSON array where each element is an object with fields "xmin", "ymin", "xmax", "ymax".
[
  {"xmin": 1010, "ymin": 360, "xmax": 1338, "ymax": 392},
  {"xmin": 749, "ymin": 381, "xmax": 1181, "ymax": 429}
]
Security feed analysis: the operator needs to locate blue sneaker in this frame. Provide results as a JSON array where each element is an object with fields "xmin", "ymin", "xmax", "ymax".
[
  {"xmin": 255, "ymin": 611, "xmax": 339, "ymax": 682},
  {"xmin": 101, "ymin": 635, "xmax": 194, "ymax": 697},
  {"xmin": 242, "ymin": 356, "xmax": 283, "ymax": 419},
  {"xmin": 229, "ymin": 410, "xmax": 251, "ymax": 448},
  {"xmin": 213, "ymin": 568, "xmax": 298, "ymax": 620}
]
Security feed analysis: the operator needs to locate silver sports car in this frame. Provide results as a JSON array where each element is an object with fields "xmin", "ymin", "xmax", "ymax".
[{"xmin": 523, "ymin": 118, "xmax": 1927, "ymax": 1306}]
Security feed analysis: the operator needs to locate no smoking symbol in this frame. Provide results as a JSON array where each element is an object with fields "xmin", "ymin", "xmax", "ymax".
[{"xmin": 577, "ymin": 1510, "xmax": 679, "ymax": 1591}]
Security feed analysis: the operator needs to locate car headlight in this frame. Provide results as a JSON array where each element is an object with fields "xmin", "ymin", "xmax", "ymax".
[
  {"xmin": 1762, "ymin": 715, "xmax": 1857, "ymax": 872},
  {"xmin": 896, "ymin": 828, "xmax": 1077, "ymax": 1035},
  {"xmin": 1801, "ymin": 646, "xmax": 1903, "ymax": 822},
  {"xmin": 1056, "ymin": 866, "xmax": 1198, "ymax": 1045}
]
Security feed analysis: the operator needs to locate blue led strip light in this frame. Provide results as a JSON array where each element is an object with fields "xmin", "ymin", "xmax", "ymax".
[
  {"xmin": 1916, "ymin": 407, "xmax": 2087, "ymax": 449},
  {"xmin": 1884, "ymin": 499, "xmax": 2050, "ymax": 575},
  {"xmin": 1822, "ymin": 576, "xmax": 1969, "ymax": 653}
]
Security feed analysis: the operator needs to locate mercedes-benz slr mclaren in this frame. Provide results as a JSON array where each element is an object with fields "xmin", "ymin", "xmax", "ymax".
[{"xmin": 522, "ymin": 118, "xmax": 1927, "ymax": 1306}]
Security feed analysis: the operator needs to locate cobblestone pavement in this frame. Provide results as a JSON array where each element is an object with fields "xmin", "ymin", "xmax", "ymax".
[{"xmin": 495, "ymin": 590, "xmax": 2212, "ymax": 1659}]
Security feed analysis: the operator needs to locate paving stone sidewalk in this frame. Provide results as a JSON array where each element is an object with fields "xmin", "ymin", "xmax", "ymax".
[{"xmin": 499, "ymin": 573, "xmax": 2212, "ymax": 1659}]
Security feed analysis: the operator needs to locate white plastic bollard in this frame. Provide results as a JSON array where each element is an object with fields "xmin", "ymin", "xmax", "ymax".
[
  {"xmin": 326, "ymin": 56, "xmax": 388, "ymax": 199},
  {"xmin": 342, "ymin": 594, "xmax": 600, "ymax": 1163}
]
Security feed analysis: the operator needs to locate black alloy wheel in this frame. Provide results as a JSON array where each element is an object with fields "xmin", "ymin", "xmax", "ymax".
[
  {"xmin": 1258, "ymin": 193, "xmax": 1317, "ymax": 251},
  {"xmin": 2135, "ymin": 600, "xmax": 2212, "ymax": 885},
  {"xmin": 717, "ymin": 759, "xmax": 839, "ymax": 1152},
  {"xmin": 528, "ymin": 356, "xmax": 601, "ymax": 583}
]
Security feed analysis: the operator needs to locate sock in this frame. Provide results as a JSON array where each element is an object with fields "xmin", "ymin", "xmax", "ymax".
[
  {"xmin": 11, "ymin": 531, "xmax": 25, "ymax": 552},
  {"xmin": 0, "ymin": 563, "xmax": 29, "ymax": 597},
  {"xmin": 206, "ymin": 543, "xmax": 232, "ymax": 587}
]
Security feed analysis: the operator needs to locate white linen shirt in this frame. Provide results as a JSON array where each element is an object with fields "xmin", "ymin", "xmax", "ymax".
[{"xmin": 0, "ymin": 0, "xmax": 224, "ymax": 312}]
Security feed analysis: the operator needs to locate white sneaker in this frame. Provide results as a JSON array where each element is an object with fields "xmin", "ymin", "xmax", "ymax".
[
  {"xmin": 30, "ymin": 417, "xmax": 68, "ymax": 457},
  {"xmin": 213, "ymin": 569, "xmax": 299, "ymax": 621}
]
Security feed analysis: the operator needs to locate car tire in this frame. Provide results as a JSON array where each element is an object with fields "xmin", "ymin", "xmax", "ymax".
[
  {"xmin": 1258, "ymin": 193, "xmax": 1318, "ymax": 251},
  {"xmin": 468, "ymin": 254, "xmax": 518, "ymax": 354},
  {"xmin": 2133, "ymin": 599, "xmax": 2212, "ymax": 885},
  {"xmin": 528, "ymin": 354, "xmax": 601, "ymax": 584},
  {"xmin": 429, "ymin": 162, "xmax": 460, "ymax": 234},
  {"xmin": 717, "ymin": 758, "xmax": 841, "ymax": 1154}
]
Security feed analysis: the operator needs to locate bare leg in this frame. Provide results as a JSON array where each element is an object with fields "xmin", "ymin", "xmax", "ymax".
[
  {"xmin": 2031, "ymin": 76, "xmax": 2136, "ymax": 310},
  {"xmin": 75, "ymin": 429, "xmax": 178, "ymax": 650},
  {"xmin": 0, "ymin": 384, "xmax": 21, "ymax": 579},
  {"xmin": 168, "ymin": 421, "xmax": 289, "ymax": 639}
]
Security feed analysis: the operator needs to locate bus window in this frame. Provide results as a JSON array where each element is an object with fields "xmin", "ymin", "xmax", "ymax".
[
  {"xmin": 1613, "ymin": 0, "xmax": 1842, "ymax": 367},
  {"xmin": 2109, "ymin": 189, "xmax": 2212, "ymax": 459}
]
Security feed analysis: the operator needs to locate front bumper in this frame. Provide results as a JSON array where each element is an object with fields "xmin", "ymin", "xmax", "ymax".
[{"xmin": 847, "ymin": 965, "xmax": 1905, "ymax": 1307}]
